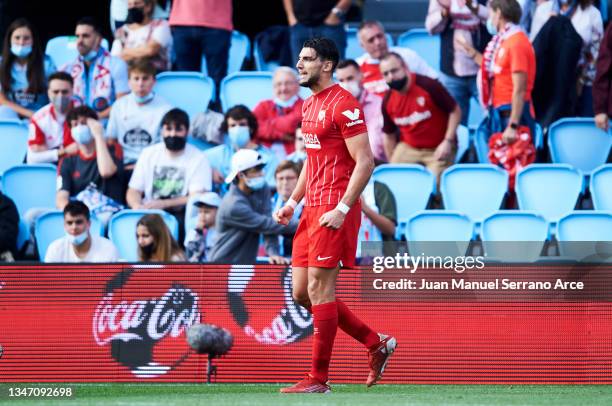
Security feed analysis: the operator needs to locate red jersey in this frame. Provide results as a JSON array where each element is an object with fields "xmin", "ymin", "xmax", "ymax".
[
  {"xmin": 301, "ymin": 84, "xmax": 367, "ymax": 207},
  {"xmin": 382, "ymin": 73, "xmax": 456, "ymax": 149}
]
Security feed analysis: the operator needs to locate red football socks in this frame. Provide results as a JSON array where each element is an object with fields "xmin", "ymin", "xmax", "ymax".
[
  {"xmin": 336, "ymin": 299, "xmax": 380, "ymax": 349},
  {"xmin": 310, "ymin": 302, "xmax": 338, "ymax": 383}
]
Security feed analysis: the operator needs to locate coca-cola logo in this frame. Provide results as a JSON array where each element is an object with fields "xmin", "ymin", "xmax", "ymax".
[
  {"xmin": 92, "ymin": 268, "xmax": 200, "ymax": 378},
  {"xmin": 228, "ymin": 265, "xmax": 312, "ymax": 345}
]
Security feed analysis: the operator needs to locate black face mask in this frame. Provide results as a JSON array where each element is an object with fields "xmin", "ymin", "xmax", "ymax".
[
  {"xmin": 141, "ymin": 243, "xmax": 155, "ymax": 258},
  {"xmin": 388, "ymin": 76, "xmax": 408, "ymax": 91},
  {"xmin": 126, "ymin": 7, "xmax": 145, "ymax": 24},
  {"xmin": 164, "ymin": 136, "xmax": 187, "ymax": 151}
]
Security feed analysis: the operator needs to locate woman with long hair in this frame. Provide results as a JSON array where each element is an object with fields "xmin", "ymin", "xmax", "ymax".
[
  {"xmin": 0, "ymin": 18, "xmax": 56, "ymax": 119},
  {"xmin": 136, "ymin": 213, "xmax": 185, "ymax": 261}
]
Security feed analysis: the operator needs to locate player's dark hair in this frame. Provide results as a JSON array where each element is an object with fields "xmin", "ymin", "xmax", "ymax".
[
  {"xmin": 66, "ymin": 105, "xmax": 98, "ymax": 123},
  {"xmin": 337, "ymin": 59, "xmax": 360, "ymax": 71},
  {"xmin": 48, "ymin": 71, "xmax": 74, "ymax": 86},
  {"xmin": 302, "ymin": 37, "xmax": 339, "ymax": 71},
  {"xmin": 64, "ymin": 200, "xmax": 90, "ymax": 221},
  {"xmin": 220, "ymin": 104, "xmax": 258, "ymax": 138},
  {"xmin": 76, "ymin": 16, "xmax": 102, "ymax": 35},
  {"xmin": 161, "ymin": 108, "xmax": 190, "ymax": 130}
]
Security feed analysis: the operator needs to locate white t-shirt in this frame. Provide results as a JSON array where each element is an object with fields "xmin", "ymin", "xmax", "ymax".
[
  {"xmin": 106, "ymin": 93, "xmax": 172, "ymax": 164},
  {"xmin": 45, "ymin": 234, "xmax": 120, "ymax": 263},
  {"xmin": 110, "ymin": 20, "xmax": 173, "ymax": 66},
  {"xmin": 356, "ymin": 46, "xmax": 440, "ymax": 79},
  {"xmin": 129, "ymin": 143, "xmax": 213, "ymax": 201}
]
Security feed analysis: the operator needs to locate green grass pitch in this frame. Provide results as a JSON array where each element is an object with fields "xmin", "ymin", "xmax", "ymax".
[{"xmin": 1, "ymin": 383, "xmax": 611, "ymax": 406}]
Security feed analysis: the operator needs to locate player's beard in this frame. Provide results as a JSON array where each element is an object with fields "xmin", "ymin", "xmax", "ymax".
[{"xmin": 299, "ymin": 71, "xmax": 320, "ymax": 88}]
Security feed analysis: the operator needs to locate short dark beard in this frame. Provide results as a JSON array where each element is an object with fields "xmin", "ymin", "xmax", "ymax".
[{"xmin": 299, "ymin": 72, "xmax": 320, "ymax": 88}]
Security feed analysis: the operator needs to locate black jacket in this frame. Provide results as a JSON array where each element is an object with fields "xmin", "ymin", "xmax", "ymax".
[
  {"xmin": 532, "ymin": 16, "xmax": 583, "ymax": 128},
  {"xmin": 0, "ymin": 192, "xmax": 19, "ymax": 256}
]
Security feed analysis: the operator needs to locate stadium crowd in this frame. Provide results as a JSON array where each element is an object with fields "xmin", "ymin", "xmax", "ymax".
[{"xmin": 0, "ymin": 0, "xmax": 610, "ymax": 263}]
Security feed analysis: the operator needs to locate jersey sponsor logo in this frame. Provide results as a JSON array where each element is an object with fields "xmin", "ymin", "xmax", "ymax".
[
  {"xmin": 342, "ymin": 108, "xmax": 361, "ymax": 121},
  {"xmin": 346, "ymin": 119, "xmax": 365, "ymax": 128},
  {"xmin": 303, "ymin": 132, "xmax": 321, "ymax": 149},
  {"xmin": 318, "ymin": 109, "xmax": 326, "ymax": 122},
  {"xmin": 394, "ymin": 110, "xmax": 432, "ymax": 126}
]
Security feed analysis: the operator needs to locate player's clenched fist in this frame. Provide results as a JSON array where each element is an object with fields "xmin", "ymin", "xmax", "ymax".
[
  {"xmin": 318, "ymin": 209, "xmax": 346, "ymax": 229},
  {"xmin": 273, "ymin": 205, "xmax": 294, "ymax": 225}
]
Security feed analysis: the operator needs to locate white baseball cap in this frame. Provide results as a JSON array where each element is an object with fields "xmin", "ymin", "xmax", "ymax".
[
  {"xmin": 193, "ymin": 192, "xmax": 222, "ymax": 208},
  {"xmin": 225, "ymin": 149, "xmax": 266, "ymax": 183}
]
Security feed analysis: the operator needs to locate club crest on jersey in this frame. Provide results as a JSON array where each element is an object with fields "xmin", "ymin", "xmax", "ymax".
[
  {"xmin": 318, "ymin": 110, "xmax": 326, "ymax": 121},
  {"xmin": 303, "ymin": 132, "xmax": 321, "ymax": 149},
  {"xmin": 417, "ymin": 97, "xmax": 425, "ymax": 107},
  {"xmin": 342, "ymin": 108, "xmax": 364, "ymax": 127}
]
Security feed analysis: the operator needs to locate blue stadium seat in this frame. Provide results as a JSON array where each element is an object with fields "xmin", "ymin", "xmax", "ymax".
[
  {"xmin": 45, "ymin": 36, "xmax": 109, "ymax": 68},
  {"xmin": 406, "ymin": 210, "xmax": 473, "ymax": 257},
  {"xmin": 154, "ymin": 72, "xmax": 214, "ymax": 119},
  {"xmin": 201, "ymin": 30, "xmax": 250, "ymax": 75},
  {"xmin": 187, "ymin": 136, "xmax": 216, "ymax": 152},
  {"xmin": 440, "ymin": 164, "xmax": 508, "ymax": 231},
  {"xmin": 515, "ymin": 164, "xmax": 583, "ymax": 228},
  {"xmin": 396, "ymin": 29, "xmax": 440, "ymax": 71},
  {"xmin": 468, "ymin": 97, "xmax": 484, "ymax": 131},
  {"xmin": 35, "ymin": 210, "xmax": 103, "ymax": 261},
  {"xmin": 108, "ymin": 209, "xmax": 179, "ymax": 261},
  {"xmin": 220, "ymin": 71, "xmax": 273, "ymax": 111},
  {"xmin": 372, "ymin": 164, "xmax": 435, "ymax": 240},
  {"xmin": 548, "ymin": 118, "xmax": 612, "ymax": 175},
  {"xmin": 556, "ymin": 211, "xmax": 612, "ymax": 259},
  {"xmin": 345, "ymin": 27, "xmax": 394, "ymax": 60},
  {"xmin": 590, "ymin": 164, "xmax": 612, "ymax": 210},
  {"xmin": 0, "ymin": 121, "xmax": 28, "ymax": 176},
  {"xmin": 481, "ymin": 211, "xmax": 549, "ymax": 261},
  {"xmin": 455, "ymin": 125, "xmax": 470, "ymax": 163}
]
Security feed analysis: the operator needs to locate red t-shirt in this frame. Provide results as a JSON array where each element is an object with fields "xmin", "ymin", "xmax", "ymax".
[
  {"xmin": 382, "ymin": 74, "xmax": 456, "ymax": 149},
  {"xmin": 301, "ymin": 84, "xmax": 367, "ymax": 207}
]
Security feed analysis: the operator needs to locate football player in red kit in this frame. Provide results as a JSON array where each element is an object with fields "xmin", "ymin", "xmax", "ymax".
[{"xmin": 274, "ymin": 37, "xmax": 397, "ymax": 393}]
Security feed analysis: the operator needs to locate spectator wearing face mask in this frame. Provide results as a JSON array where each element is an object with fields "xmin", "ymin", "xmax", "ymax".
[
  {"xmin": 0, "ymin": 18, "xmax": 56, "ymax": 120},
  {"xmin": 45, "ymin": 201, "xmax": 119, "ymax": 263},
  {"xmin": 209, "ymin": 149, "xmax": 298, "ymax": 265},
  {"xmin": 56, "ymin": 106, "xmax": 125, "ymax": 224},
  {"xmin": 106, "ymin": 58, "xmax": 172, "ymax": 175},
  {"xmin": 111, "ymin": 0, "xmax": 173, "ymax": 72},
  {"xmin": 61, "ymin": 17, "xmax": 129, "ymax": 119},
  {"xmin": 253, "ymin": 67, "xmax": 304, "ymax": 160},
  {"xmin": 136, "ymin": 213, "xmax": 185, "ymax": 262},
  {"xmin": 205, "ymin": 105, "xmax": 279, "ymax": 189},
  {"xmin": 336, "ymin": 59, "xmax": 387, "ymax": 164},
  {"xmin": 126, "ymin": 108, "xmax": 212, "ymax": 243},
  {"xmin": 26, "ymin": 72, "xmax": 77, "ymax": 164}
]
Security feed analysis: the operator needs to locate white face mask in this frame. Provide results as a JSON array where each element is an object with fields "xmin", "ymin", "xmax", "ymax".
[
  {"xmin": 339, "ymin": 80, "xmax": 362, "ymax": 98},
  {"xmin": 66, "ymin": 230, "xmax": 88, "ymax": 246}
]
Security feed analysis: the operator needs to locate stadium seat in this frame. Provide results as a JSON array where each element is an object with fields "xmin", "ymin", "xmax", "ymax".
[
  {"xmin": 455, "ymin": 125, "xmax": 470, "ymax": 163},
  {"xmin": 475, "ymin": 121, "xmax": 543, "ymax": 163},
  {"xmin": 35, "ymin": 210, "xmax": 103, "ymax": 261},
  {"xmin": 590, "ymin": 164, "xmax": 612, "ymax": 210},
  {"xmin": 481, "ymin": 211, "xmax": 549, "ymax": 261},
  {"xmin": 45, "ymin": 36, "xmax": 109, "ymax": 68},
  {"xmin": 396, "ymin": 29, "xmax": 440, "ymax": 71},
  {"xmin": 154, "ymin": 72, "xmax": 214, "ymax": 119},
  {"xmin": 201, "ymin": 30, "xmax": 250, "ymax": 75},
  {"xmin": 556, "ymin": 211, "xmax": 612, "ymax": 259},
  {"xmin": 548, "ymin": 118, "xmax": 612, "ymax": 175},
  {"xmin": 468, "ymin": 97, "xmax": 484, "ymax": 130},
  {"xmin": 345, "ymin": 27, "xmax": 394, "ymax": 60},
  {"xmin": 440, "ymin": 164, "xmax": 508, "ymax": 232},
  {"xmin": 372, "ymin": 164, "xmax": 435, "ymax": 240},
  {"xmin": 406, "ymin": 210, "xmax": 473, "ymax": 257},
  {"xmin": 515, "ymin": 164, "xmax": 583, "ymax": 229},
  {"xmin": 0, "ymin": 120, "xmax": 28, "ymax": 176},
  {"xmin": 220, "ymin": 71, "xmax": 274, "ymax": 111},
  {"xmin": 108, "ymin": 209, "xmax": 179, "ymax": 261},
  {"xmin": 187, "ymin": 137, "xmax": 216, "ymax": 152}
]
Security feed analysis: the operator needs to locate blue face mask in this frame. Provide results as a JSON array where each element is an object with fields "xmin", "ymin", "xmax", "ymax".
[
  {"xmin": 133, "ymin": 91, "xmax": 154, "ymax": 104},
  {"xmin": 72, "ymin": 124, "xmax": 93, "ymax": 145},
  {"xmin": 486, "ymin": 18, "xmax": 498, "ymax": 36},
  {"xmin": 11, "ymin": 44, "xmax": 32, "ymax": 58},
  {"xmin": 82, "ymin": 48, "xmax": 99, "ymax": 62},
  {"xmin": 274, "ymin": 95, "xmax": 299, "ymax": 109},
  {"xmin": 245, "ymin": 175, "xmax": 266, "ymax": 191},
  {"xmin": 228, "ymin": 125, "xmax": 251, "ymax": 149},
  {"xmin": 66, "ymin": 230, "xmax": 88, "ymax": 246}
]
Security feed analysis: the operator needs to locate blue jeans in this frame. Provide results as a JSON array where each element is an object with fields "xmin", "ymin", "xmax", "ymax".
[
  {"xmin": 290, "ymin": 23, "xmax": 346, "ymax": 65},
  {"xmin": 440, "ymin": 73, "xmax": 478, "ymax": 126},
  {"xmin": 172, "ymin": 26, "xmax": 231, "ymax": 96}
]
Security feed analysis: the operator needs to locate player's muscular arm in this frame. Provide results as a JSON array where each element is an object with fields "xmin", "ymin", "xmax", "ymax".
[{"xmin": 341, "ymin": 133, "xmax": 375, "ymax": 207}]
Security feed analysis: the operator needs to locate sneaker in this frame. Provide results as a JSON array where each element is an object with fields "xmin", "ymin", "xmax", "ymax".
[
  {"xmin": 366, "ymin": 333, "xmax": 397, "ymax": 387},
  {"xmin": 280, "ymin": 374, "xmax": 331, "ymax": 393}
]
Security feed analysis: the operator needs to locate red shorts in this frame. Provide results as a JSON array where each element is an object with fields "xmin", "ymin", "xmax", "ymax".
[{"xmin": 292, "ymin": 203, "xmax": 361, "ymax": 268}]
